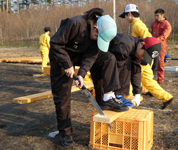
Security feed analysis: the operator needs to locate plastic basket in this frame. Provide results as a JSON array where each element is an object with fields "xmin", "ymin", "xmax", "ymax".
[{"xmin": 90, "ymin": 109, "xmax": 153, "ymax": 150}]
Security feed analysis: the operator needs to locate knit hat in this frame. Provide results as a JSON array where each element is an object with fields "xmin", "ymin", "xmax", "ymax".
[{"xmin": 142, "ymin": 37, "xmax": 161, "ymax": 65}]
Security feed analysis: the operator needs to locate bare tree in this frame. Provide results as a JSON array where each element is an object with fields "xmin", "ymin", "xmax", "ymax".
[
  {"xmin": 17, "ymin": 0, "xmax": 19, "ymax": 14},
  {"xmin": 1, "ymin": 0, "xmax": 178, "ymax": 42},
  {"xmin": 2, "ymin": 0, "xmax": 4, "ymax": 11},
  {"xmin": 164, "ymin": 0, "xmax": 178, "ymax": 43},
  {"xmin": 6, "ymin": 0, "xmax": 8, "ymax": 12}
]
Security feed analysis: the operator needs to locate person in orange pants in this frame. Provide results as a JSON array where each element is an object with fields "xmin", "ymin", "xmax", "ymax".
[
  {"xmin": 151, "ymin": 9, "xmax": 172, "ymax": 84},
  {"xmin": 39, "ymin": 27, "xmax": 51, "ymax": 73}
]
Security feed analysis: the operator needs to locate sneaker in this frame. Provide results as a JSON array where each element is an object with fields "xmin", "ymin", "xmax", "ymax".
[
  {"xmin": 116, "ymin": 95, "xmax": 134, "ymax": 107},
  {"xmin": 100, "ymin": 97, "xmax": 129, "ymax": 112},
  {"xmin": 161, "ymin": 98, "xmax": 174, "ymax": 109},
  {"xmin": 58, "ymin": 135, "xmax": 74, "ymax": 147}
]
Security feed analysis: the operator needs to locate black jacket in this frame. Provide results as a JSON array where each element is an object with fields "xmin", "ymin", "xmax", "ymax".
[
  {"xmin": 49, "ymin": 15, "xmax": 99, "ymax": 77},
  {"xmin": 109, "ymin": 33, "xmax": 141, "ymax": 94}
]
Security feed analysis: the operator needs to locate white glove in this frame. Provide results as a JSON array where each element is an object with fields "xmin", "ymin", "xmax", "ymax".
[{"xmin": 131, "ymin": 94, "xmax": 140, "ymax": 106}]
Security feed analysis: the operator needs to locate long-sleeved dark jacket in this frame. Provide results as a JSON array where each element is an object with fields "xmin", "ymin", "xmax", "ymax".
[
  {"xmin": 109, "ymin": 33, "xmax": 141, "ymax": 95},
  {"xmin": 49, "ymin": 15, "xmax": 100, "ymax": 77}
]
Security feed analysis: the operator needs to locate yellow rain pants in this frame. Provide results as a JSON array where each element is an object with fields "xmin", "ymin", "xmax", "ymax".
[
  {"xmin": 141, "ymin": 64, "xmax": 173, "ymax": 102},
  {"xmin": 39, "ymin": 33, "xmax": 50, "ymax": 73},
  {"xmin": 40, "ymin": 46, "xmax": 49, "ymax": 73}
]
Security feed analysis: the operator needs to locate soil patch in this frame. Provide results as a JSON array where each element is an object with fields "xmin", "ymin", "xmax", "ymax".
[{"xmin": 0, "ymin": 46, "xmax": 178, "ymax": 150}]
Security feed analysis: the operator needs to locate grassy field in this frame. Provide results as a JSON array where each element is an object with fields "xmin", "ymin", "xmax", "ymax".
[{"xmin": 0, "ymin": 41, "xmax": 39, "ymax": 48}]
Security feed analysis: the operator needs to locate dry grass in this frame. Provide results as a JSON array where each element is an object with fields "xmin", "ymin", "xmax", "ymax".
[{"xmin": 0, "ymin": 0, "xmax": 178, "ymax": 43}]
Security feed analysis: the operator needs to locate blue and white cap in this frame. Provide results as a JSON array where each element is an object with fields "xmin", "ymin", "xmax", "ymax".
[{"xmin": 97, "ymin": 15, "xmax": 117, "ymax": 52}]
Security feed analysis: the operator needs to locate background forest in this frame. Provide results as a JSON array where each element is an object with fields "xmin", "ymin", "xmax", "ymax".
[{"xmin": 0, "ymin": 0, "xmax": 178, "ymax": 44}]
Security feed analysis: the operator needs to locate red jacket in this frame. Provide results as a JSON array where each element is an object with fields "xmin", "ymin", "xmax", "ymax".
[{"xmin": 151, "ymin": 19, "xmax": 172, "ymax": 48}]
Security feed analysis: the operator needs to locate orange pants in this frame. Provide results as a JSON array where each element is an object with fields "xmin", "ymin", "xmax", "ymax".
[{"xmin": 157, "ymin": 44, "xmax": 166, "ymax": 84}]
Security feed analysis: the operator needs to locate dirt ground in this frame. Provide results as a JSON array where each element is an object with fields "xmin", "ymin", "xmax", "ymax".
[{"xmin": 0, "ymin": 46, "xmax": 178, "ymax": 150}]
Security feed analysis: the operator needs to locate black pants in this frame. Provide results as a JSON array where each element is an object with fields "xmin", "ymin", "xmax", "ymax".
[
  {"xmin": 115, "ymin": 57, "xmax": 131, "ymax": 96},
  {"xmin": 50, "ymin": 51, "xmax": 119, "ymax": 136},
  {"xmin": 92, "ymin": 57, "xmax": 132, "ymax": 105},
  {"xmin": 152, "ymin": 55, "xmax": 159, "ymax": 79},
  {"xmin": 93, "ymin": 55, "xmax": 141, "ymax": 104}
]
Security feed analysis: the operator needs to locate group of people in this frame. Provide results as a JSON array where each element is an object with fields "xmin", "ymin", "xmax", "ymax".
[{"xmin": 39, "ymin": 5, "xmax": 174, "ymax": 147}]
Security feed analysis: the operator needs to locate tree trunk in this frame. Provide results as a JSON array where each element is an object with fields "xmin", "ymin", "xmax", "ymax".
[
  {"xmin": 45, "ymin": 0, "xmax": 47, "ymax": 8},
  {"xmin": 3, "ymin": 0, "xmax": 4, "ymax": 11},
  {"xmin": 6, "ymin": 0, "xmax": 8, "ymax": 12},
  {"xmin": 39, "ymin": 0, "xmax": 41, "ymax": 8},
  {"xmin": 17, "ymin": 0, "xmax": 19, "ymax": 14},
  {"xmin": 172, "ymin": 23, "xmax": 174, "ymax": 44},
  {"xmin": 9, "ymin": 0, "xmax": 11, "ymax": 12}
]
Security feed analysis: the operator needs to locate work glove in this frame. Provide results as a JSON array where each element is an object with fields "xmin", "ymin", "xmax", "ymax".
[{"xmin": 131, "ymin": 94, "xmax": 140, "ymax": 106}]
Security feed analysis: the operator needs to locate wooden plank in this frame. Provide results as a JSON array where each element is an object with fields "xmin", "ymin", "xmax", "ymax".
[
  {"xmin": 33, "ymin": 66, "xmax": 50, "ymax": 77},
  {"xmin": 13, "ymin": 91, "xmax": 52, "ymax": 104},
  {"xmin": 33, "ymin": 66, "xmax": 76, "ymax": 77},
  {"xmin": 33, "ymin": 74, "xmax": 46, "ymax": 77},
  {"xmin": 40, "ymin": 66, "xmax": 81, "ymax": 76},
  {"xmin": 43, "ymin": 66, "xmax": 50, "ymax": 76},
  {"xmin": 42, "ymin": 66, "xmax": 79, "ymax": 76},
  {"xmin": 3, "ymin": 57, "xmax": 40, "ymax": 63},
  {"xmin": 2, "ymin": 57, "xmax": 49, "ymax": 64},
  {"xmin": 93, "ymin": 108, "xmax": 148, "ymax": 124},
  {"xmin": 4, "ymin": 57, "xmax": 40, "ymax": 60},
  {"xmin": 13, "ymin": 82, "xmax": 94, "ymax": 104},
  {"xmin": 165, "ymin": 66, "xmax": 178, "ymax": 72}
]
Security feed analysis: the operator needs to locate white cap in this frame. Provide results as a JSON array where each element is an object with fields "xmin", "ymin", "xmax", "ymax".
[
  {"xmin": 124, "ymin": 4, "xmax": 138, "ymax": 13},
  {"xmin": 119, "ymin": 4, "xmax": 139, "ymax": 18}
]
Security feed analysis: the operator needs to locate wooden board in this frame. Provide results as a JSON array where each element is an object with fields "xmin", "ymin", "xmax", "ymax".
[
  {"xmin": 93, "ymin": 96, "xmax": 143, "ymax": 124},
  {"xmin": 33, "ymin": 66, "xmax": 81, "ymax": 77},
  {"xmin": 13, "ymin": 82, "xmax": 94, "ymax": 104},
  {"xmin": 43, "ymin": 66, "xmax": 50, "ymax": 75},
  {"xmin": 33, "ymin": 66, "xmax": 50, "ymax": 77},
  {"xmin": 165, "ymin": 66, "xmax": 178, "ymax": 72},
  {"xmin": 13, "ymin": 91, "xmax": 52, "ymax": 104},
  {"xmin": 93, "ymin": 108, "xmax": 150, "ymax": 124},
  {"xmin": 33, "ymin": 74, "xmax": 46, "ymax": 77},
  {"xmin": 42, "ymin": 66, "xmax": 79, "ymax": 76},
  {"xmin": 2, "ymin": 57, "xmax": 49, "ymax": 64}
]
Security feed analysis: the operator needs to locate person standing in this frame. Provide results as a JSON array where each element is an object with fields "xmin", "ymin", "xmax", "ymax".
[
  {"xmin": 119, "ymin": 4, "xmax": 159, "ymax": 79},
  {"xmin": 49, "ymin": 8, "xmax": 128, "ymax": 147},
  {"xmin": 151, "ymin": 8, "xmax": 172, "ymax": 84},
  {"xmin": 39, "ymin": 27, "xmax": 51, "ymax": 73}
]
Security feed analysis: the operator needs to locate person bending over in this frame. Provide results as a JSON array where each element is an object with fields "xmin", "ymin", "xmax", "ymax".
[
  {"xmin": 49, "ymin": 8, "xmax": 128, "ymax": 147},
  {"xmin": 118, "ymin": 4, "xmax": 173, "ymax": 108}
]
